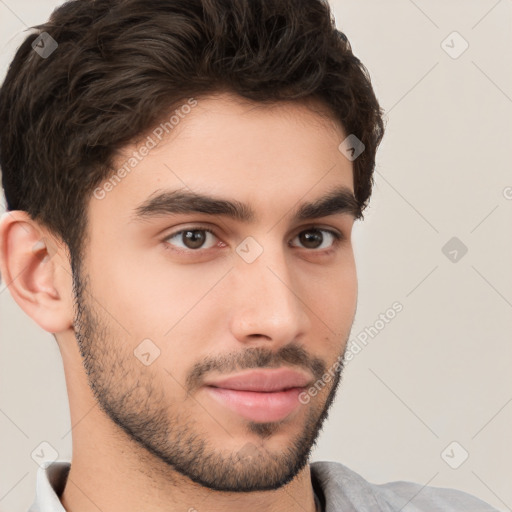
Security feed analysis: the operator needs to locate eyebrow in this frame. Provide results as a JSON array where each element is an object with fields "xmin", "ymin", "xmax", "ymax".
[{"xmin": 131, "ymin": 185, "xmax": 361, "ymax": 224}]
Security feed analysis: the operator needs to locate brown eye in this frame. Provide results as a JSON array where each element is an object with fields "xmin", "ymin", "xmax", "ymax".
[
  {"xmin": 291, "ymin": 228, "xmax": 341, "ymax": 250},
  {"xmin": 164, "ymin": 228, "xmax": 217, "ymax": 250},
  {"xmin": 182, "ymin": 230, "xmax": 208, "ymax": 249},
  {"xmin": 299, "ymin": 229, "xmax": 323, "ymax": 249}
]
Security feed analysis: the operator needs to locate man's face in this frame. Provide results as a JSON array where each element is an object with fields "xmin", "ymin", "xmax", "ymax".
[{"xmin": 72, "ymin": 93, "xmax": 358, "ymax": 491}]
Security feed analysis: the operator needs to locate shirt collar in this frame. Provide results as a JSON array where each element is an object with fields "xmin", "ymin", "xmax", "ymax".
[{"xmin": 29, "ymin": 460, "xmax": 70, "ymax": 512}]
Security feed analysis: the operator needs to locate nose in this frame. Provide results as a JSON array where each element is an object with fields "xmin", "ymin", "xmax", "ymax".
[{"xmin": 228, "ymin": 241, "xmax": 311, "ymax": 347}]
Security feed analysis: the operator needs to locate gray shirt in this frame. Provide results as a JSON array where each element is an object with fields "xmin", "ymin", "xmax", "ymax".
[{"xmin": 28, "ymin": 459, "xmax": 498, "ymax": 512}]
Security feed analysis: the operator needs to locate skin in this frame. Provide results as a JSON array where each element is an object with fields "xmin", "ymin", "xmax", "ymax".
[{"xmin": 0, "ymin": 92, "xmax": 358, "ymax": 512}]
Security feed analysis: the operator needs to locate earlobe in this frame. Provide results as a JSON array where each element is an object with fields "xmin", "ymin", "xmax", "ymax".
[{"xmin": 0, "ymin": 210, "xmax": 74, "ymax": 334}]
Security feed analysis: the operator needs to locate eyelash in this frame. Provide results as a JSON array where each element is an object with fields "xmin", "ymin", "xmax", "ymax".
[{"xmin": 161, "ymin": 225, "xmax": 344, "ymax": 255}]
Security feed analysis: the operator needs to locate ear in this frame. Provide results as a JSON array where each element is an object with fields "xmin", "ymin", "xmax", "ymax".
[{"xmin": 0, "ymin": 210, "xmax": 75, "ymax": 334}]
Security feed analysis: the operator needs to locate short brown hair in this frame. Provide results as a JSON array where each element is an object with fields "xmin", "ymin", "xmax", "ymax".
[{"xmin": 0, "ymin": 0, "xmax": 385, "ymax": 266}]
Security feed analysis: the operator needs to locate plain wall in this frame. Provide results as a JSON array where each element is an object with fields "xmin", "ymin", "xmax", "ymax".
[{"xmin": 1, "ymin": 1, "xmax": 511, "ymax": 511}]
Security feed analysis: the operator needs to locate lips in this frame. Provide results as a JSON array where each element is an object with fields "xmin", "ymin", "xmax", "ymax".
[
  {"xmin": 203, "ymin": 368, "xmax": 313, "ymax": 392},
  {"xmin": 202, "ymin": 368, "xmax": 314, "ymax": 422}
]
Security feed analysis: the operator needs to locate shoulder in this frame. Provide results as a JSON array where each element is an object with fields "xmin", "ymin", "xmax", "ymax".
[
  {"xmin": 374, "ymin": 478, "xmax": 499, "ymax": 511},
  {"xmin": 310, "ymin": 461, "xmax": 499, "ymax": 512}
]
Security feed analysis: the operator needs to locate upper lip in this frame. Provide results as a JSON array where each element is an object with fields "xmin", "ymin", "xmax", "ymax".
[{"xmin": 204, "ymin": 368, "xmax": 313, "ymax": 392}]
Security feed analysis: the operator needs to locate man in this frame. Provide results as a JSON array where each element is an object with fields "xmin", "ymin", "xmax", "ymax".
[{"xmin": 0, "ymin": 0, "xmax": 498, "ymax": 511}]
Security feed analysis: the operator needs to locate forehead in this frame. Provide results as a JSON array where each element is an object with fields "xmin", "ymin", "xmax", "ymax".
[{"xmin": 88, "ymin": 92, "xmax": 354, "ymax": 226}]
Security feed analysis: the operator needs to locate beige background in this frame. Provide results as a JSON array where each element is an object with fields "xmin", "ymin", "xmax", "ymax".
[{"xmin": 1, "ymin": 1, "xmax": 511, "ymax": 511}]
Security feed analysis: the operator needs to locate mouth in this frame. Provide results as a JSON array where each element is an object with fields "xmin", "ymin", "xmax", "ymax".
[
  {"xmin": 202, "ymin": 368, "xmax": 312, "ymax": 422},
  {"xmin": 204, "ymin": 386, "xmax": 307, "ymax": 422}
]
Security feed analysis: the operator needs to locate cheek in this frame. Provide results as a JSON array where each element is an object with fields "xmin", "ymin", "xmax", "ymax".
[
  {"xmin": 304, "ymin": 256, "xmax": 357, "ymax": 341},
  {"xmin": 310, "ymin": 250, "xmax": 357, "ymax": 306},
  {"xmin": 87, "ymin": 242, "xmax": 207, "ymax": 337},
  {"xmin": 329, "ymin": 288, "xmax": 357, "ymax": 334}
]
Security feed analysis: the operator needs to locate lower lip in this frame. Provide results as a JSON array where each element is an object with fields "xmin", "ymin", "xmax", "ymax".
[{"xmin": 204, "ymin": 386, "xmax": 305, "ymax": 423}]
